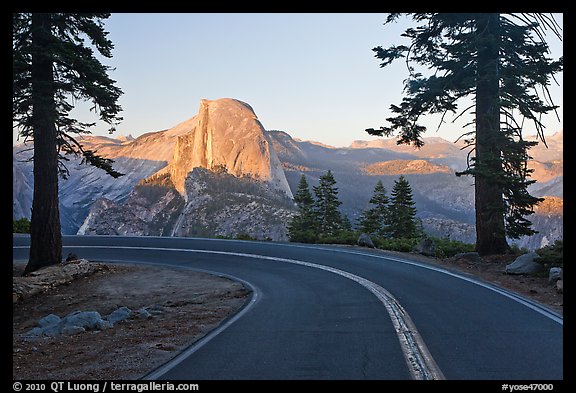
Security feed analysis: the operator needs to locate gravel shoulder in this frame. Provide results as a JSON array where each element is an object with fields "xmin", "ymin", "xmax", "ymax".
[{"xmin": 13, "ymin": 261, "xmax": 250, "ymax": 380}]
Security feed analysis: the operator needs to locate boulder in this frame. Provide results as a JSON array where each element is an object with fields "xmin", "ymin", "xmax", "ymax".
[
  {"xmin": 61, "ymin": 310, "xmax": 110, "ymax": 331},
  {"xmin": 548, "ymin": 267, "xmax": 563, "ymax": 284},
  {"xmin": 107, "ymin": 306, "xmax": 132, "ymax": 325},
  {"xmin": 505, "ymin": 252, "xmax": 544, "ymax": 275},
  {"xmin": 42, "ymin": 323, "xmax": 64, "ymax": 337},
  {"xmin": 357, "ymin": 233, "xmax": 375, "ymax": 248},
  {"xmin": 413, "ymin": 236, "xmax": 436, "ymax": 257}
]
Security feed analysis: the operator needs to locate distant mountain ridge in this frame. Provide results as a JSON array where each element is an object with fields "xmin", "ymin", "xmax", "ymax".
[{"xmin": 266, "ymin": 130, "xmax": 562, "ymax": 248}]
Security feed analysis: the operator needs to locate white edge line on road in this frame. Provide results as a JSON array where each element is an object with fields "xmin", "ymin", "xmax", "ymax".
[
  {"xmin": 21, "ymin": 245, "xmax": 444, "ymax": 380},
  {"xmin": 298, "ymin": 245, "xmax": 564, "ymax": 325},
  {"xmin": 52, "ymin": 236, "xmax": 562, "ymax": 325},
  {"xmin": 136, "ymin": 263, "xmax": 262, "ymax": 381},
  {"xmin": 14, "ymin": 241, "xmax": 563, "ymax": 325}
]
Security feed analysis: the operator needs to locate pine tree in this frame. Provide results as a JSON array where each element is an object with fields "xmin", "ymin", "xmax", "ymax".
[
  {"xmin": 341, "ymin": 215, "xmax": 353, "ymax": 232},
  {"xmin": 359, "ymin": 180, "xmax": 390, "ymax": 237},
  {"xmin": 13, "ymin": 13, "xmax": 124, "ymax": 274},
  {"xmin": 288, "ymin": 174, "xmax": 318, "ymax": 243},
  {"xmin": 313, "ymin": 170, "xmax": 344, "ymax": 237},
  {"xmin": 366, "ymin": 13, "xmax": 562, "ymax": 255},
  {"xmin": 388, "ymin": 175, "xmax": 418, "ymax": 239}
]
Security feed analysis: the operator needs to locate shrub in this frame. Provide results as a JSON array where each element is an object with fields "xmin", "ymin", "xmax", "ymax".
[
  {"xmin": 235, "ymin": 233, "xmax": 257, "ymax": 241},
  {"xmin": 13, "ymin": 217, "xmax": 31, "ymax": 233},
  {"xmin": 375, "ymin": 237, "xmax": 419, "ymax": 252},
  {"xmin": 535, "ymin": 240, "xmax": 563, "ymax": 268},
  {"xmin": 289, "ymin": 229, "xmax": 320, "ymax": 244},
  {"xmin": 318, "ymin": 230, "xmax": 358, "ymax": 246},
  {"xmin": 509, "ymin": 243, "xmax": 530, "ymax": 256},
  {"xmin": 432, "ymin": 237, "xmax": 475, "ymax": 258}
]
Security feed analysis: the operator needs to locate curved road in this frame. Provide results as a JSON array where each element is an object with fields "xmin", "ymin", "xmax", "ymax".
[{"xmin": 13, "ymin": 235, "xmax": 563, "ymax": 380}]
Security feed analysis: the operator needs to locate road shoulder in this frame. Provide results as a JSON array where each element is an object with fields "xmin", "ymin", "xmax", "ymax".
[{"xmin": 13, "ymin": 261, "xmax": 250, "ymax": 380}]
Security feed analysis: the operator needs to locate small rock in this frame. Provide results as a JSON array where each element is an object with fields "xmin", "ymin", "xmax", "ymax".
[
  {"xmin": 556, "ymin": 279, "xmax": 563, "ymax": 293},
  {"xmin": 65, "ymin": 253, "xmax": 79, "ymax": 262},
  {"xmin": 107, "ymin": 306, "xmax": 132, "ymax": 325},
  {"xmin": 136, "ymin": 308, "xmax": 152, "ymax": 319},
  {"xmin": 153, "ymin": 343, "xmax": 177, "ymax": 351},
  {"xmin": 548, "ymin": 267, "xmax": 563, "ymax": 284},
  {"xmin": 146, "ymin": 304, "xmax": 166, "ymax": 315}
]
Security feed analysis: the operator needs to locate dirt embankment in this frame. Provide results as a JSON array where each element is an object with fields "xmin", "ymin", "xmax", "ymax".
[{"xmin": 13, "ymin": 261, "xmax": 250, "ymax": 380}]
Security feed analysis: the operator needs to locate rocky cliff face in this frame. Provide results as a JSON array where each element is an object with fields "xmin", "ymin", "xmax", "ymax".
[
  {"xmin": 12, "ymin": 145, "xmax": 167, "ymax": 234},
  {"xmin": 75, "ymin": 98, "xmax": 295, "ymax": 240},
  {"xmin": 78, "ymin": 168, "xmax": 295, "ymax": 240},
  {"xmin": 13, "ymin": 98, "xmax": 293, "ymax": 238},
  {"xmin": 170, "ymin": 168, "xmax": 295, "ymax": 240},
  {"xmin": 77, "ymin": 174, "xmax": 185, "ymax": 236},
  {"xmin": 160, "ymin": 99, "xmax": 292, "ymax": 199},
  {"xmin": 513, "ymin": 196, "xmax": 563, "ymax": 250}
]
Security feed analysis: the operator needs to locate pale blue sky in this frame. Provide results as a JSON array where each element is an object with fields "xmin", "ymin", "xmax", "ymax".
[{"xmin": 14, "ymin": 13, "xmax": 564, "ymax": 147}]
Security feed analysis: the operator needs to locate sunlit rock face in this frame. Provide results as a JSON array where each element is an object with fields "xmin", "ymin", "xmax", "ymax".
[
  {"xmin": 163, "ymin": 98, "xmax": 292, "ymax": 199},
  {"xmin": 13, "ymin": 98, "xmax": 293, "ymax": 236},
  {"xmin": 72, "ymin": 98, "xmax": 295, "ymax": 240}
]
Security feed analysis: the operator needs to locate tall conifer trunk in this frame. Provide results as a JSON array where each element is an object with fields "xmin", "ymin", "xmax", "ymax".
[
  {"xmin": 474, "ymin": 13, "xmax": 509, "ymax": 255},
  {"xmin": 24, "ymin": 13, "xmax": 62, "ymax": 274}
]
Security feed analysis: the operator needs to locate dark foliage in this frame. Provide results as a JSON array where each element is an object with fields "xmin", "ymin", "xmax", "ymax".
[{"xmin": 367, "ymin": 13, "xmax": 562, "ymax": 255}]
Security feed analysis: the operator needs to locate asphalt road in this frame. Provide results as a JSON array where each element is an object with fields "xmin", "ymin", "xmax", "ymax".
[{"xmin": 13, "ymin": 235, "xmax": 563, "ymax": 380}]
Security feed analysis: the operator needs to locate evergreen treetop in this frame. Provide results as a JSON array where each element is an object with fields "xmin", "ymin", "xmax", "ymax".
[
  {"xmin": 288, "ymin": 174, "xmax": 319, "ymax": 243},
  {"xmin": 13, "ymin": 13, "xmax": 124, "ymax": 178},
  {"xmin": 313, "ymin": 170, "xmax": 344, "ymax": 237},
  {"xmin": 388, "ymin": 175, "xmax": 418, "ymax": 239},
  {"xmin": 359, "ymin": 180, "xmax": 390, "ymax": 238}
]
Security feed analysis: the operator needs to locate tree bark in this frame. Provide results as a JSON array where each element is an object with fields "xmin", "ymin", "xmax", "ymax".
[
  {"xmin": 474, "ymin": 13, "xmax": 509, "ymax": 255},
  {"xmin": 24, "ymin": 13, "xmax": 62, "ymax": 275}
]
